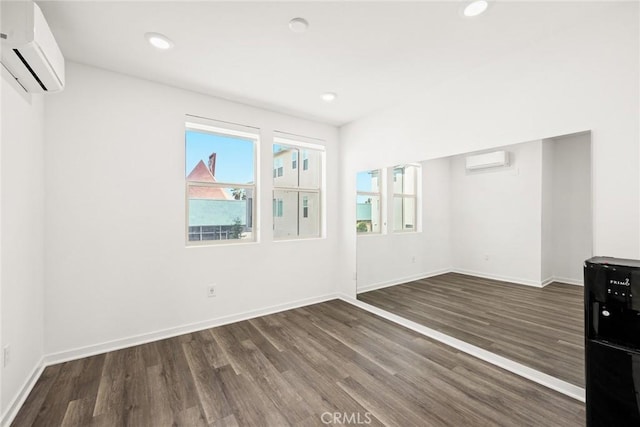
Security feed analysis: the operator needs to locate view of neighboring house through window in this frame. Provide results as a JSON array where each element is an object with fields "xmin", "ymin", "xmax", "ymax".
[
  {"xmin": 393, "ymin": 165, "xmax": 419, "ymax": 232},
  {"xmin": 274, "ymin": 157, "xmax": 284, "ymax": 178},
  {"xmin": 273, "ymin": 137, "xmax": 323, "ymax": 239},
  {"xmin": 356, "ymin": 169, "xmax": 382, "ymax": 233},
  {"xmin": 185, "ymin": 118, "xmax": 257, "ymax": 244}
]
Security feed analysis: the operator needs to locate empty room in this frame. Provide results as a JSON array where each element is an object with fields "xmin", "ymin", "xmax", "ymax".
[{"xmin": 1, "ymin": 1, "xmax": 638, "ymax": 426}]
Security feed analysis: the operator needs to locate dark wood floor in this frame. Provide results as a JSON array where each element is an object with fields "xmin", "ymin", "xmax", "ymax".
[
  {"xmin": 13, "ymin": 299, "xmax": 584, "ymax": 426},
  {"xmin": 358, "ymin": 272, "xmax": 584, "ymax": 387}
]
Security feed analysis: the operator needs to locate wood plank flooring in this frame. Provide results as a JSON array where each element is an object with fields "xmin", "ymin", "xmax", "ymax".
[
  {"xmin": 358, "ymin": 272, "xmax": 584, "ymax": 387},
  {"xmin": 12, "ymin": 299, "xmax": 584, "ymax": 426}
]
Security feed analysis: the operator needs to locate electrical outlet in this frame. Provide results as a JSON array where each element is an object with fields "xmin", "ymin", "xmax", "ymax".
[
  {"xmin": 3, "ymin": 346, "xmax": 10, "ymax": 367},
  {"xmin": 411, "ymin": 256, "xmax": 416, "ymax": 264},
  {"xmin": 207, "ymin": 285, "xmax": 216, "ymax": 298},
  {"xmin": 484, "ymin": 254, "xmax": 490, "ymax": 261}
]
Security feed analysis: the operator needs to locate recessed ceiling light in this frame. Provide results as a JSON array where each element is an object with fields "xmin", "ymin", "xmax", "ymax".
[
  {"xmin": 321, "ymin": 92, "xmax": 337, "ymax": 103},
  {"xmin": 463, "ymin": 0, "xmax": 489, "ymax": 17},
  {"xmin": 145, "ymin": 32, "xmax": 174, "ymax": 50},
  {"xmin": 289, "ymin": 17, "xmax": 309, "ymax": 33}
]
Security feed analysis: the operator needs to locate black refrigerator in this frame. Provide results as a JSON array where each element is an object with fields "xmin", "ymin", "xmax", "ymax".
[{"xmin": 585, "ymin": 257, "xmax": 640, "ymax": 426}]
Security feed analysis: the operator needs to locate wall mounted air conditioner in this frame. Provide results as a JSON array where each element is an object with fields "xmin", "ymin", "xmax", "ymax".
[
  {"xmin": 0, "ymin": 1, "xmax": 65, "ymax": 93},
  {"xmin": 465, "ymin": 150, "xmax": 509, "ymax": 170}
]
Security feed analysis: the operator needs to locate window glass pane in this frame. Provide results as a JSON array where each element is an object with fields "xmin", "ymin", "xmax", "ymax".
[
  {"xmin": 273, "ymin": 140, "xmax": 323, "ymax": 239},
  {"xmin": 356, "ymin": 194, "xmax": 381, "ymax": 233},
  {"xmin": 299, "ymin": 191, "xmax": 320, "ymax": 238},
  {"xmin": 273, "ymin": 190, "xmax": 299, "ymax": 238},
  {"xmin": 299, "ymin": 148, "xmax": 321, "ymax": 189},
  {"xmin": 357, "ymin": 170, "xmax": 380, "ymax": 193},
  {"xmin": 393, "ymin": 196, "xmax": 403, "ymax": 231},
  {"xmin": 273, "ymin": 145, "xmax": 299, "ymax": 187},
  {"xmin": 403, "ymin": 197, "xmax": 416, "ymax": 230},
  {"xmin": 188, "ymin": 185, "xmax": 253, "ymax": 241},
  {"xmin": 186, "ymin": 130, "xmax": 254, "ymax": 184},
  {"xmin": 404, "ymin": 165, "xmax": 417, "ymax": 195},
  {"xmin": 393, "ymin": 196, "xmax": 415, "ymax": 232},
  {"xmin": 393, "ymin": 167, "xmax": 405, "ymax": 194}
]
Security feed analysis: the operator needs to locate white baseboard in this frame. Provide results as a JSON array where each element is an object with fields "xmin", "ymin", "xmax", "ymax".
[
  {"xmin": 553, "ymin": 276, "xmax": 584, "ymax": 286},
  {"xmin": 1, "ymin": 357, "xmax": 45, "ymax": 427},
  {"xmin": 357, "ymin": 268, "xmax": 451, "ymax": 294},
  {"xmin": 541, "ymin": 277, "xmax": 555, "ymax": 287},
  {"xmin": 340, "ymin": 295, "xmax": 585, "ymax": 402},
  {"xmin": 359, "ymin": 268, "xmax": 583, "ymax": 291},
  {"xmin": 2, "ymin": 292, "xmax": 339, "ymax": 427},
  {"xmin": 44, "ymin": 292, "xmax": 340, "ymax": 366},
  {"xmin": 452, "ymin": 268, "xmax": 545, "ymax": 288},
  {"xmin": 543, "ymin": 276, "xmax": 583, "ymax": 287}
]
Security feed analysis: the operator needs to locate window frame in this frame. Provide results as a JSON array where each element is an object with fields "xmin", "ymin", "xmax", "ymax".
[
  {"xmin": 185, "ymin": 118, "xmax": 259, "ymax": 246},
  {"xmin": 392, "ymin": 164, "xmax": 419, "ymax": 233},
  {"xmin": 272, "ymin": 136, "xmax": 325, "ymax": 241}
]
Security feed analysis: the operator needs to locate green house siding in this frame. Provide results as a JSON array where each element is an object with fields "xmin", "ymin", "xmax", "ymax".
[
  {"xmin": 189, "ymin": 199, "xmax": 247, "ymax": 226},
  {"xmin": 356, "ymin": 203, "xmax": 372, "ymax": 221}
]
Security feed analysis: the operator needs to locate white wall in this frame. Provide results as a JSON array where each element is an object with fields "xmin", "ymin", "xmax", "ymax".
[
  {"xmin": 341, "ymin": 2, "xmax": 639, "ymax": 296},
  {"xmin": 450, "ymin": 142, "xmax": 543, "ymax": 285},
  {"xmin": 550, "ymin": 133, "xmax": 592, "ymax": 283},
  {"xmin": 0, "ymin": 72, "xmax": 45, "ymax": 415},
  {"xmin": 357, "ymin": 156, "xmax": 451, "ymax": 291},
  {"xmin": 43, "ymin": 63, "xmax": 339, "ymax": 356}
]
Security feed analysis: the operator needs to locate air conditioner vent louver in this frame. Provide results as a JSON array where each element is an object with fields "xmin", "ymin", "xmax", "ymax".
[{"xmin": 12, "ymin": 48, "xmax": 48, "ymax": 91}]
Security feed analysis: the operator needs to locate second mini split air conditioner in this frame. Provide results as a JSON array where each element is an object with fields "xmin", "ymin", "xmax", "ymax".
[{"xmin": 465, "ymin": 150, "xmax": 509, "ymax": 171}]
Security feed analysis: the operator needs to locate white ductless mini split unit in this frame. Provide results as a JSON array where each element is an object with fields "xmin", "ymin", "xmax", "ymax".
[
  {"xmin": 465, "ymin": 150, "xmax": 509, "ymax": 171},
  {"xmin": 0, "ymin": 1, "xmax": 65, "ymax": 93}
]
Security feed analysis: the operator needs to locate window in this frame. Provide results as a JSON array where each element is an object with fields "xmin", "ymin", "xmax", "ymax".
[
  {"xmin": 273, "ymin": 198, "xmax": 283, "ymax": 217},
  {"xmin": 185, "ymin": 117, "xmax": 257, "ymax": 244},
  {"xmin": 393, "ymin": 165, "xmax": 419, "ymax": 232},
  {"xmin": 273, "ymin": 137, "xmax": 323, "ymax": 239},
  {"xmin": 274, "ymin": 158, "xmax": 284, "ymax": 178},
  {"xmin": 356, "ymin": 169, "xmax": 382, "ymax": 233}
]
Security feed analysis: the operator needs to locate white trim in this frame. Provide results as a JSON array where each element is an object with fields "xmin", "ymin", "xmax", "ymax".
[
  {"xmin": 43, "ymin": 293, "xmax": 338, "ymax": 366},
  {"xmin": 541, "ymin": 276, "xmax": 584, "ymax": 287},
  {"xmin": 340, "ymin": 295, "xmax": 586, "ymax": 402},
  {"xmin": 552, "ymin": 276, "xmax": 584, "ymax": 286},
  {"xmin": 541, "ymin": 276, "xmax": 555, "ymax": 287},
  {"xmin": 451, "ymin": 268, "xmax": 545, "ymax": 288},
  {"xmin": 273, "ymin": 133, "xmax": 326, "ymax": 148},
  {"xmin": 357, "ymin": 268, "xmax": 451, "ymax": 293},
  {"xmin": 1, "ymin": 357, "xmax": 46, "ymax": 427},
  {"xmin": 359, "ymin": 270, "xmax": 584, "ymax": 293},
  {"xmin": 185, "ymin": 118, "xmax": 260, "ymax": 140}
]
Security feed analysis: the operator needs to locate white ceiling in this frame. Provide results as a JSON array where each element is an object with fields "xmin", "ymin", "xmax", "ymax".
[{"xmin": 38, "ymin": 1, "xmax": 615, "ymax": 126}]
